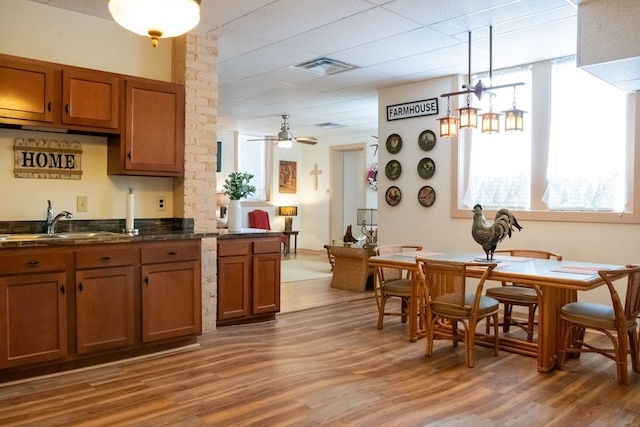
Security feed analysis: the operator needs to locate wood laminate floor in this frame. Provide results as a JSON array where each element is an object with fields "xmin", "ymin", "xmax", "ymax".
[{"xmin": 0, "ymin": 250, "xmax": 638, "ymax": 426}]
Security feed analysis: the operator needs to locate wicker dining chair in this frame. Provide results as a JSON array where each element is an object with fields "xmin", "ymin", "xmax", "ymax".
[
  {"xmin": 373, "ymin": 245, "xmax": 423, "ymax": 329},
  {"xmin": 416, "ymin": 258, "xmax": 499, "ymax": 368},
  {"xmin": 558, "ymin": 265, "xmax": 640, "ymax": 385},
  {"xmin": 485, "ymin": 248, "xmax": 562, "ymax": 342}
]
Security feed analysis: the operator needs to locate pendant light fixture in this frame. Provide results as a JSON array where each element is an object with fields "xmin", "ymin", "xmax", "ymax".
[
  {"xmin": 108, "ymin": 0, "xmax": 201, "ymax": 47},
  {"xmin": 439, "ymin": 26, "xmax": 525, "ymax": 137},
  {"xmin": 503, "ymin": 86, "xmax": 526, "ymax": 132},
  {"xmin": 438, "ymin": 96, "xmax": 459, "ymax": 138}
]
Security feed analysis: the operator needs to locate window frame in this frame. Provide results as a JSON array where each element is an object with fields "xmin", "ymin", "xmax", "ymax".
[{"xmin": 451, "ymin": 59, "xmax": 640, "ymax": 224}]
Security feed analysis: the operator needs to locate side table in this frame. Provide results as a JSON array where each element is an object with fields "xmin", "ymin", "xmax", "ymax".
[{"xmin": 282, "ymin": 230, "xmax": 299, "ymax": 254}]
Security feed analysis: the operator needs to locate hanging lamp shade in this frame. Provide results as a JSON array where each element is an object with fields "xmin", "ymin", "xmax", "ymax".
[
  {"xmin": 438, "ymin": 97, "xmax": 458, "ymax": 138},
  {"xmin": 457, "ymin": 106, "xmax": 480, "ymax": 129},
  {"xmin": 503, "ymin": 107, "xmax": 526, "ymax": 132},
  {"xmin": 108, "ymin": 0, "xmax": 201, "ymax": 47},
  {"xmin": 480, "ymin": 111, "xmax": 501, "ymax": 133}
]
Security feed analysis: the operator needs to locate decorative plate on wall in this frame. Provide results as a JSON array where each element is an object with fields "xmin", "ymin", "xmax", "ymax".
[
  {"xmin": 385, "ymin": 186, "xmax": 402, "ymax": 206},
  {"xmin": 417, "ymin": 157, "xmax": 436, "ymax": 179},
  {"xmin": 418, "ymin": 185, "xmax": 436, "ymax": 207},
  {"xmin": 385, "ymin": 160, "xmax": 402, "ymax": 180},
  {"xmin": 418, "ymin": 129, "xmax": 436, "ymax": 151},
  {"xmin": 386, "ymin": 133, "xmax": 402, "ymax": 154}
]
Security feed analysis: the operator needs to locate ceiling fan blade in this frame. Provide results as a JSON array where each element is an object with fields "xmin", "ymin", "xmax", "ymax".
[
  {"xmin": 247, "ymin": 137, "xmax": 276, "ymax": 142},
  {"xmin": 296, "ymin": 137, "xmax": 318, "ymax": 145}
]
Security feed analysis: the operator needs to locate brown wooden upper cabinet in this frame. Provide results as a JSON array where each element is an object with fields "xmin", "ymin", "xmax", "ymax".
[
  {"xmin": 0, "ymin": 54, "xmax": 120, "ymax": 132},
  {"xmin": 107, "ymin": 78, "xmax": 185, "ymax": 177}
]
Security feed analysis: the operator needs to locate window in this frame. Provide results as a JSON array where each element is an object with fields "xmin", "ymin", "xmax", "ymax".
[
  {"xmin": 456, "ymin": 57, "xmax": 634, "ymax": 223},
  {"xmin": 238, "ymin": 135, "xmax": 269, "ymax": 201},
  {"xmin": 543, "ymin": 57, "xmax": 627, "ymax": 211},
  {"xmin": 463, "ymin": 66, "xmax": 532, "ymax": 209}
]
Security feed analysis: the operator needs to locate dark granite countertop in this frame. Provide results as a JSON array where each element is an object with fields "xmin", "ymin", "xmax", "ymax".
[{"xmin": 0, "ymin": 218, "xmax": 282, "ymax": 249}]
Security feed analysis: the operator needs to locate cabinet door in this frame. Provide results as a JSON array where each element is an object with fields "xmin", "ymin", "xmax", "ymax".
[
  {"xmin": 253, "ymin": 253, "xmax": 281, "ymax": 315},
  {"xmin": 62, "ymin": 68, "xmax": 119, "ymax": 130},
  {"xmin": 217, "ymin": 254, "xmax": 251, "ymax": 321},
  {"xmin": 0, "ymin": 56, "xmax": 55, "ymax": 123},
  {"xmin": 141, "ymin": 260, "xmax": 200, "ymax": 342},
  {"xmin": 75, "ymin": 266, "xmax": 135, "ymax": 355},
  {"xmin": 118, "ymin": 79, "xmax": 185, "ymax": 176},
  {"xmin": 0, "ymin": 272, "xmax": 67, "ymax": 369}
]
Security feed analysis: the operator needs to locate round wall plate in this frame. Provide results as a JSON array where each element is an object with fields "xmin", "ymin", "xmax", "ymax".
[
  {"xmin": 418, "ymin": 129, "xmax": 436, "ymax": 151},
  {"xmin": 385, "ymin": 186, "xmax": 402, "ymax": 206},
  {"xmin": 386, "ymin": 133, "xmax": 402, "ymax": 154},
  {"xmin": 417, "ymin": 157, "xmax": 436, "ymax": 179},
  {"xmin": 418, "ymin": 185, "xmax": 436, "ymax": 207},
  {"xmin": 385, "ymin": 160, "xmax": 401, "ymax": 180}
]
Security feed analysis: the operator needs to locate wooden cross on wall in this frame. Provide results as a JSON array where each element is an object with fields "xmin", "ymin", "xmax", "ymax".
[{"xmin": 310, "ymin": 163, "xmax": 322, "ymax": 191}]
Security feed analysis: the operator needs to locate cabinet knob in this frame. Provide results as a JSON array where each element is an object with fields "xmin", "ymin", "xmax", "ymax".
[
  {"xmin": 167, "ymin": 251, "xmax": 177, "ymax": 256},
  {"xmin": 27, "ymin": 260, "xmax": 39, "ymax": 266},
  {"xmin": 101, "ymin": 256, "xmax": 112, "ymax": 261},
  {"xmin": 144, "ymin": 276, "xmax": 149, "ymax": 285},
  {"xmin": 60, "ymin": 285, "xmax": 65, "ymax": 294},
  {"xmin": 78, "ymin": 282, "xmax": 83, "ymax": 292},
  {"xmin": 65, "ymin": 104, "xmax": 70, "ymax": 114},
  {"xmin": 47, "ymin": 101, "xmax": 52, "ymax": 112},
  {"xmin": 127, "ymin": 151, "xmax": 132, "ymax": 160}
]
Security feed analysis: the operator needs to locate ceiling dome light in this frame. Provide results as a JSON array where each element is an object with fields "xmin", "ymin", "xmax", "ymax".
[{"xmin": 108, "ymin": 0, "xmax": 201, "ymax": 47}]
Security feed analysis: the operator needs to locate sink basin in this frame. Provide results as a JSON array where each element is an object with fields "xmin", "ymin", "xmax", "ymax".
[{"xmin": 0, "ymin": 231, "xmax": 122, "ymax": 242}]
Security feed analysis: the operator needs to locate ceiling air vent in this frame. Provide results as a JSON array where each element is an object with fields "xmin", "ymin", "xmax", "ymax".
[{"xmin": 293, "ymin": 57, "xmax": 358, "ymax": 76}]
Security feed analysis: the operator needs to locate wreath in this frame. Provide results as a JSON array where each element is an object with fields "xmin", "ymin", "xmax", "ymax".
[{"xmin": 367, "ymin": 163, "xmax": 378, "ymax": 191}]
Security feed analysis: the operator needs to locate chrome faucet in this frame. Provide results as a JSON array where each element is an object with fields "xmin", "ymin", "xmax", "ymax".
[{"xmin": 46, "ymin": 200, "xmax": 73, "ymax": 234}]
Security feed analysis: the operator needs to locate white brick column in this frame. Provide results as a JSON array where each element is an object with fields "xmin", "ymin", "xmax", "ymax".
[{"xmin": 173, "ymin": 32, "xmax": 219, "ymax": 333}]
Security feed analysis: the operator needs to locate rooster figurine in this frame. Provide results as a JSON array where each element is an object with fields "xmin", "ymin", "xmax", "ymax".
[{"xmin": 471, "ymin": 204, "xmax": 523, "ymax": 260}]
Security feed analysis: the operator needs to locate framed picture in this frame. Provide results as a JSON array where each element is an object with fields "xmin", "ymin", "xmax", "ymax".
[
  {"xmin": 385, "ymin": 186, "xmax": 402, "ymax": 206},
  {"xmin": 418, "ymin": 185, "xmax": 436, "ymax": 207},
  {"xmin": 279, "ymin": 160, "xmax": 297, "ymax": 193}
]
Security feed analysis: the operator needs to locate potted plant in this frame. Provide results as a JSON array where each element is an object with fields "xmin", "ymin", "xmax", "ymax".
[{"xmin": 222, "ymin": 172, "xmax": 256, "ymax": 231}]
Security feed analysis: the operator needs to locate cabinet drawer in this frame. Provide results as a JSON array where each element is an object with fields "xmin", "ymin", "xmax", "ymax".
[
  {"xmin": 218, "ymin": 239, "xmax": 251, "ymax": 257},
  {"xmin": 76, "ymin": 246, "xmax": 137, "ymax": 269},
  {"xmin": 141, "ymin": 240, "xmax": 200, "ymax": 264},
  {"xmin": 254, "ymin": 238, "xmax": 282, "ymax": 254},
  {"xmin": 0, "ymin": 250, "xmax": 67, "ymax": 275}
]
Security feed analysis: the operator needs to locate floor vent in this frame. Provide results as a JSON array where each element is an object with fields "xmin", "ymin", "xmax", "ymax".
[{"xmin": 293, "ymin": 57, "xmax": 358, "ymax": 76}]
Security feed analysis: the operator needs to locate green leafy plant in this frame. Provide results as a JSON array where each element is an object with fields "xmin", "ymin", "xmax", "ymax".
[{"xmin": 223, "ymin": 172, "xmax": 256, "ymax": 200}]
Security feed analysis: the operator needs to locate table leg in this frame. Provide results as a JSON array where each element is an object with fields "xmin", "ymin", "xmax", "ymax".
[
  {"xmin": 537, "ymin": 286, "xmax": 576, "ymax": 372},
  {"xmin": 293, "ymin": 233, "xmax": 297, "ymax": 254}
]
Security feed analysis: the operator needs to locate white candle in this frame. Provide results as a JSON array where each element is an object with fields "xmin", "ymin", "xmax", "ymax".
[{"xmin": 126, "ymin": 187, "xmax": 134, "ymax": 230}]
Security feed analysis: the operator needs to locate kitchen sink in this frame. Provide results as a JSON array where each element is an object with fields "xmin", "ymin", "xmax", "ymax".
[{"xmin": 0, "ymin": 231, "xmax": 122, "ymax": 242}]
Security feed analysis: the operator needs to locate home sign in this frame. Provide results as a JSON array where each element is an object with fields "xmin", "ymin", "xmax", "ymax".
[
  {"xmin": 386, "ymin": 98, "xmax": 438, "ymax": 121},
  {"xmin": 13, "ymin": 138, "xmax": 83, "ymax": 179}
]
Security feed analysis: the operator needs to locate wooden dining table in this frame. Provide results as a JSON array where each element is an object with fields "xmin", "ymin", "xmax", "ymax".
[{"xmin": 368, "ymin": 250, "xmax": 625, "ymax": 373}]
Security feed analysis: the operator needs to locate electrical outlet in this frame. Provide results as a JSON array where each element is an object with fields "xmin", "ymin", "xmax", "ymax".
[
  {"xmin": 157, "ymin": 196, "xmax": 166, "ymax": 211},
  {"xmin": 77, "ymin": 196, "xmax": 88, "ymax": 212}
]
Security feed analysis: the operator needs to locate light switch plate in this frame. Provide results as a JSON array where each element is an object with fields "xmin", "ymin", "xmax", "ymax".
[{"xmin": 77, "ymin": 195, "xmax": 88, "ymax": 212}]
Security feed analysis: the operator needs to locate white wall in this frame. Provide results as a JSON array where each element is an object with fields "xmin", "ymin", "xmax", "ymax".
[
  {"xmin": 378, "ymin": 75, "xmax": 640, "ymax": 304},
  {"xmin": 0, "ymin": 1, "xmax": 175, "ymax": 221}
]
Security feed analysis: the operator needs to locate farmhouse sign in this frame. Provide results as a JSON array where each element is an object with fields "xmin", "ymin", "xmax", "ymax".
[
  {"xmin": 386, "ymin": 98, "xmax": 439, "ymax": 121},
  {"xmin": 14, "ymin": 138, "xmax": 83, "ymax": 179}
]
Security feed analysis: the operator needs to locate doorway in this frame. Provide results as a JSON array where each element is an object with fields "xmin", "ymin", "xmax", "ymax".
[{"xmin": 329, "ymin": 144, "xmax": 366, "ymax": 244}]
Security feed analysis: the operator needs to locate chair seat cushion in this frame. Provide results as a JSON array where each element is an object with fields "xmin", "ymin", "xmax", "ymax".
[
  {"xmin": 432, "ymin": 294, "xmax": 499, "ymax": 317},
  {"xmin": 383, "ymin": 278, "xmax": 412, "ymax": 295},
  {"xmin": 486, "ymin": 286, "xmax": 538, "ymax": 304},
  {"xmin": 561, "ymin": 302, "xmax": 637, "ymax": 330}
]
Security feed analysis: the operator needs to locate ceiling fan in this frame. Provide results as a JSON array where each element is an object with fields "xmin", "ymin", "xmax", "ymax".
[{"xmin": 248, "ymin": 114, "xmax": 318, "ymax": 148}]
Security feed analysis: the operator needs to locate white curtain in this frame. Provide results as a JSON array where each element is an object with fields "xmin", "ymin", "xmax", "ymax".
[
  {"xmin": 463, "ymin": 67, "xmax": 532, "ymax": 209},
  {"xmin": 238, "ymin": 135, "xmax": 267, "ymax": 201},
  {"xmin": 543, "ymin": 57, "xmax": 627, "ymax": 211}
]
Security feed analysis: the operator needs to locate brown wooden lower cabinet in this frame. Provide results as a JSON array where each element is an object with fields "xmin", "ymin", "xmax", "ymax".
[
  {"xmin": 0, "ymin": 239, "xmax": 202, "ymax": 381},
  {"xmin": 217, "ymin": 237, "xmax": 281, "ymax": 326}
]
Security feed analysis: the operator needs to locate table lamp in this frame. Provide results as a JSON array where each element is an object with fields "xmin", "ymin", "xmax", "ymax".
[
  {"xmin": 356, "ymin": 208, "xmax": 377, "ymax": 245},
  {"xmin": 277, "ymin": 206, "xmax": 298, "ymax": 231}
]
